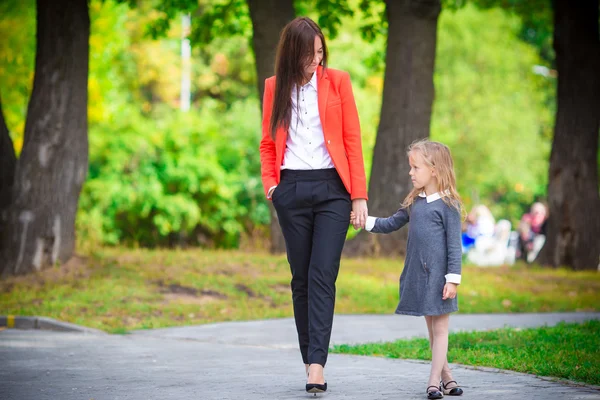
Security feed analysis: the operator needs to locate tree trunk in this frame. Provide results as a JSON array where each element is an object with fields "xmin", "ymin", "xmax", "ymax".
[
  {"xmin": 247, "ymin": 0, "xmax": 295, "ymax": 253},
  {"xmin": 344, "ymin": 0, "xmax": 441, "ymax": 257},
  {"xmin": 536, "ymin": 0, "xmax": 600, "ymax": 270},
  {"xmin": 0, "ymin": 93, "xmax": 16, "ymax": 213},
  {"xmin": 1, "ymin": 0, "xmax": 89, "ymax": 277}
]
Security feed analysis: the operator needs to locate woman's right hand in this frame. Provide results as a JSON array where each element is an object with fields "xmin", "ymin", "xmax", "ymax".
[{"xmin": 351, "ymin": 198, "xmax": 368, "ymax": 229}]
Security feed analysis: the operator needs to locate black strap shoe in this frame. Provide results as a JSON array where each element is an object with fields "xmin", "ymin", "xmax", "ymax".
[
  {"xmin": 427, "ymin": 385, "xmax": 443, "ymax": 399},
  {"xmin": 441, "ymin": 380, "xmax": 463, "ymax": 396}
]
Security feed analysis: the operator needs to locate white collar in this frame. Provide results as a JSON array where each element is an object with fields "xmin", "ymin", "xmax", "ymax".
[
  {"xmin": 293, "ymin": 72, "xmax": 318, "ymax": 95},
  {"xmin": 419, "ymin": 191, "xmax": 442, "ymax": 203},
  {"xmin": 305, "ymin": 71, "xmax": 317, "ymax": 91}
]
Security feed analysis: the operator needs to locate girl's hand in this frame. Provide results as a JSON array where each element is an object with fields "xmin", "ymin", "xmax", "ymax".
[
  {"xmin": 442, "ymin": 283, "xmax": 458, "ymax": 300},
  {"xmin": 350, "ymin": 211, "xmax": 356, "ymax": 226}
]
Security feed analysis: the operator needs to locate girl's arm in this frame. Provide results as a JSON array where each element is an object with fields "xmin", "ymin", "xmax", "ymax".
[
  {"xmin": 364, "ymin": 208, "xmax": 410, "ymax": 234},
  {"xmin": 443, "ymin": 206, "xmax": 462, "ymax": 284}
]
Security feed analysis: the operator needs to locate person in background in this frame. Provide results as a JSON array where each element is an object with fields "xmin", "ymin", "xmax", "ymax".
[
  {"xmin": 461, "ymin": 204, "xmax": 495, "ymax": 253},
  {"xmin": 517, "ymin": 202, "xmax": 548, "ymax": 262}
]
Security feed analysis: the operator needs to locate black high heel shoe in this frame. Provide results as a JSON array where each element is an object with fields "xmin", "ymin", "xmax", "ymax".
[
  {"xmin": 306, "ymin": 368, "xmax": 327, "ymax": 394},
  {"xmin": 306, "ymin": 382, "xmax": 327, "ymax": 394},
  {"xmin": 441, "ymin": 380, "xmax": 463, "ymax": 396}
]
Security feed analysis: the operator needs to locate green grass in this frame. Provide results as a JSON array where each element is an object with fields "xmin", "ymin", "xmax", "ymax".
[
  {"xmin": 332, "ymin": 320, "xmax": 600, "ymax": 385},
  {"xmin": 0, "ymin": 248, "xmax": 598, "ymax": 333}
]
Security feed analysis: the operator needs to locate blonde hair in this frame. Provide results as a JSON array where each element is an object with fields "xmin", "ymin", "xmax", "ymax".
[{"xmin": 400, "ymin": 139, "xmax": 464, "ymax": 217}]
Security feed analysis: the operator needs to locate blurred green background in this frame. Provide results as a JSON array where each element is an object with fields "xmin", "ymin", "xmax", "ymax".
[{"xmin": 0, "ymin": 0, "xmax": 560, "ymax": 250}]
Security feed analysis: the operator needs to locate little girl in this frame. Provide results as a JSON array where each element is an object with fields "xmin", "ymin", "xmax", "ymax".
[{"xmin": 351, "ymin": 139, "xmax": 465, "ymax": 399}]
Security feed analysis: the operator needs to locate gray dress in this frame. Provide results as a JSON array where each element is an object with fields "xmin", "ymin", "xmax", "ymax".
[{"xmin": 369, "ymin": 195, "xmax": 462, "ymax": 316}]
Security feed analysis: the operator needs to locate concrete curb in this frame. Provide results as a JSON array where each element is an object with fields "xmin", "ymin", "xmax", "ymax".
[
  {"xmin": 0, "ymin": 316, "xmax": 106, "ymax": 335},
  {"xmin": 400, "ymin": 358, "xmax": 600, "ymax": 392}
]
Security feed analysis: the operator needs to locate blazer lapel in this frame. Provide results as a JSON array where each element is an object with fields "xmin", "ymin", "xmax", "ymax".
[{"xmin": 317, "ymin": 66, "xmax": 329, "ymax": 132}]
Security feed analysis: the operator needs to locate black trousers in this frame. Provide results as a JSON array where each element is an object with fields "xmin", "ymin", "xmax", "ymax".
[{"xmin": 272, "ymin": 168, "xmax": 351, "ymax": 367}]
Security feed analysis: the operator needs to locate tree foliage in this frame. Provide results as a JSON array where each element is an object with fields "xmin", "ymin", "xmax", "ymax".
[
  {"xmin": 0, "ymin": 0, "xmax": 558, "ymax": 248},
  {"xmin": 0, "ymin": 0, "xmax": 36, "ymax": 153},
  {"xmin": 432, "ymin": 5, "xmax": 553, "ymax": 221}
]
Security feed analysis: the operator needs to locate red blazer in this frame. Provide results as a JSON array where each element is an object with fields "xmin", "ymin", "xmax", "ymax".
[{"xmin": 259, "ymin": 67, "xmax": 368, "ymax": 200}]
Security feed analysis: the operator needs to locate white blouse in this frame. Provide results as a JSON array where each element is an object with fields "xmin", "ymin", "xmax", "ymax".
[{"xmin": 267, "ymin": 71, "xmax": 334, "ymax": 198}]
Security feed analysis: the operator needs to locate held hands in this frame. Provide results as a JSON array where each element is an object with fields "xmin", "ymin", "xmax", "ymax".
[
  {"xmin": 350, "ymin": 211, "xmax": 357, "ymax": 226},
  {"xmin": 442, "ymin": 283, "xmax": 458, "ymax": 300},
  {"xmin": 350, "ymin": 199, "xmax": 368, "ymax": 230}
]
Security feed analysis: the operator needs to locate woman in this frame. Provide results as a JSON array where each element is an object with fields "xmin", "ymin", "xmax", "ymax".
[{"xmin": 259, "ymin": 16, "xmax": 369, "ymax": 394}]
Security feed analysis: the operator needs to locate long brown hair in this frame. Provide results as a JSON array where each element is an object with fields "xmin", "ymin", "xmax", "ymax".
[
  {"xmin": 401, "ymin": 139, "xmax": 464, "ymax": 217},
  {"xmin": 270, "ymin": 17, "xmax": 328, "ymax": 139}
]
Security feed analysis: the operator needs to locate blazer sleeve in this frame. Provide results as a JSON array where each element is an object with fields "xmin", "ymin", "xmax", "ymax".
[
  {"xmin": 339, "ymin": 72, "xmax": 368, "ymax": 200},
  {"xmin": 259, "ymin": 79, "xmax": 277, "ymax": 199}
]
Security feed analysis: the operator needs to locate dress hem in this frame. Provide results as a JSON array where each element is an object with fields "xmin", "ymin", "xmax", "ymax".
[{"xmin": 395, "ymin": 308, "xmax": 458, "ymax": 317}]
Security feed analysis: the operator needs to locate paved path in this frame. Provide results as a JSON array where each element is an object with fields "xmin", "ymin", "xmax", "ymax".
[
  {"xmin": 1, "ymin": 312, "xmax": 599, "ymax": 400},
  {"xmin": 132, "ymin": 312, "xmax": 600, "ymax": 347}
]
